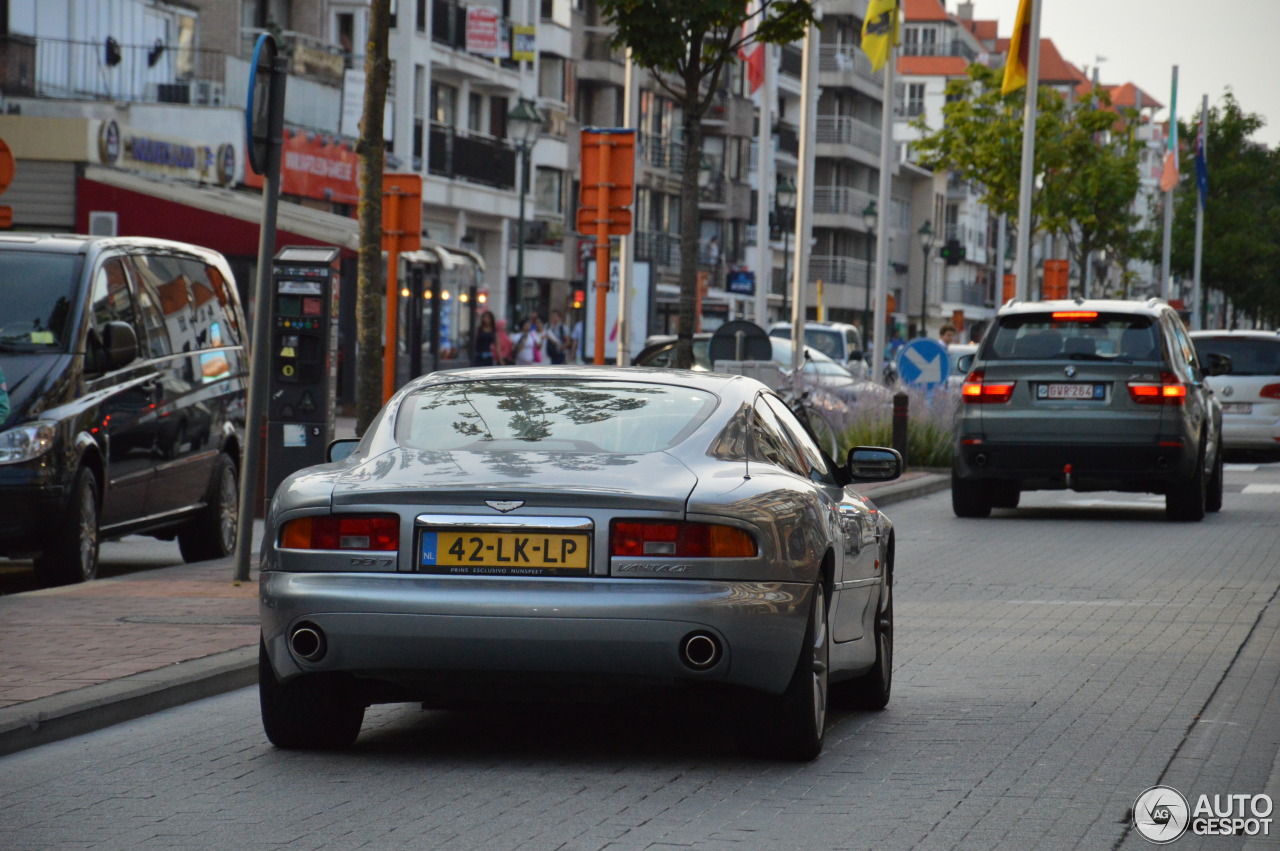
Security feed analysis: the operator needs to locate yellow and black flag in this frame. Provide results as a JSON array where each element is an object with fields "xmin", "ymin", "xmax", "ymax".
[
  {"xmin": 861, "ymin": 0, "xmax": 900, "ymax": 73},
  {"xmin": 1002, "ymin": 0, "xmax": 1032, "ymax": 94}
]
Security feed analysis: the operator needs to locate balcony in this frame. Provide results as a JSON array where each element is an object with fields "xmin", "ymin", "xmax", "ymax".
[
  {"xmin": 900, "ymin": 40, "xmax": 978, "ymax": 61},
  {"xmin": 817, "ymin": 44, "xmax": 882, "ymax": 90},
  {"xmin": 580, "ymin": 28, "xmax": 625, "ymax": 87},
  {"xmin": 942, "ymin": 280, "xmax": 990, "ymax": 307},
  {"xmin": 775, "ymin": 122, "xmax": 800, "ymax": 158},
  {"xmin": 816, "ymin": 115, "xmax": 881, "ymax": 158},
  {"xmin": 507, "ymin": 217, "xmax": 567, "ymax": 249},
  {"xmin": 432, "ymin": 0, "xmax": 518, "ymax": 68},
  {"xmin": 428, "ymin": 124, "xmax": 517, "ymax": 189},
  {"xmin": 813, "ymin": 185, "xmax": 877, "ymax": 222},
  {"xmin": 809, "ymin": 254, "xmax": 871, "ymax": 287},
  {"xmin": 638, "ymin": 132, "xmax": 686, "ymax": 173},
  {"xmin": 634, "ymin": 230, "xmax": 682, "ymax": 269},
  {"xmin": 780, "ymin": 46, "xmax": 803, "ymax": 78}
]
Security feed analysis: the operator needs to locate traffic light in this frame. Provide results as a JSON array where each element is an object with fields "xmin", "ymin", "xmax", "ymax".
[{"xmin": 941, "ymin": 239, "xmax": 966, "ymax": 266}]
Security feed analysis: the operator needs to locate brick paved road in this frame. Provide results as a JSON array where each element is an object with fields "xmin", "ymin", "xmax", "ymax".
[{"xmin": 1, "ymin": 466, "xmax": 1277, "ymax": 850}]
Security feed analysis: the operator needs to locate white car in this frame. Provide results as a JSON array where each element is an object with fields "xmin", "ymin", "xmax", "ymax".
[
  {"xmin": 769, "ymin": 322, "xmax": 870, "ymax": 379},
  {"xmin": 1191, "ymin": 330, "xmax": 1280, "ymax": 459}
]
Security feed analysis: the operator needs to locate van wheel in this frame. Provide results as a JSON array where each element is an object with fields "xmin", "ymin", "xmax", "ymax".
[
  {"xmin": 952, "ymin": 471, "xmax": 992, "ymax": 518},
  {"xmin": 178, "ymin": 453, "xmax": 239, "ymax": 562},
  {"xmin": 36, "ymin": 466, "xmax": 100, "ymax": 586}
]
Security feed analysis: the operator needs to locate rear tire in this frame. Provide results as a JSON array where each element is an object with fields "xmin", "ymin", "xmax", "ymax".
[
  {"xmin": 35, "ymin": 466, "xmax": 100, "ymax": 586},
  {"xmin": 259, "ymin": 640, "xmax": 364, "ymax": 750},
  {"xmin": 952, "ymin": 471, "xmax": 992, "ymax": 518},
  {"xmin": 1166, "ymin": 446, "xmax": 1207, "ymax": 522},
  {"xmin": 178, "ymin": 452, "xmax": 239, "ymax": 563},
  {"xmin": 990, "ymin": 482, "xmax": 1021, "ymax": 509},
  {"xmin": 1206, "ymin": 446, "xmax": 1224, "ymax": 513}
]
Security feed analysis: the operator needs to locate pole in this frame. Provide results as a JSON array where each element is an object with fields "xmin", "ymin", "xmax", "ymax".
[
  {"xmin": 995, "ymin": 213, "xmax": 1007, "ymax": 306},
  {"xmin": 1160, "ymin": 65, "xmax": 1178, "ymax": 302},
  {"xmin": 382, "ymin": 187, "xmax": 400, "ymax": 402},
  {"xmin": 754, "ymin": 44, "xmax": 776, "ymax": 326},
  {"xmin": 870, "ymin": 14, "xmax": 896, "ymax": 383},
  {"xmin": 1013, "ymin": 0, "xmax": 1043, "ymax": 301},
  {"xmin": 617, "ymin": 49, "xmax": 639, "ymax": 365},
  {"xmin": 516, "ymin": 146, "xmax": 528, "ymax": 324},
  {"xmin": 593, "ymin": 136, "xmax": 612, "ymax": 364},
  {"xmin": 918, "ymin": 245, "xmax": 929, "ymax": 337},
  {"xmin": 781, "ymin": 228, "xmax": 790, "ymax": 320},
  {"xmin": 791, "ymin": 20, "xmax": 819, "ymax": 376},
  {"xmin": 1192, "ymin": 93, "xmax": 1207, "ymax": 330},
  {"xmin": 233, "ymin": 51, "xmax": 287, "ymax": 584},
  {"xmin": 862, "ymin": 227, "xmax": 874, "ymax": 339}
]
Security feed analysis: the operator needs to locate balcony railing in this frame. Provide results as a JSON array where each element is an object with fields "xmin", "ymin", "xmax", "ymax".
[
  {"xmin": 900, "ymin": 40, "xmax": 978, "ymax": 61},
  {"xmin": 639, "ymin": 132, "xmax": 686, "ymax": 173},
  {"xmin": 506, "ymin": 217, "xmax": 567, "ymax": 248},
  {"xmin": 942, "ymin": 280, "xmax": 989, "ymax": 307},
  {"xmin": 583, "ymin": 29, "xmax": 623, "ymax": 64},
  {"xmin": 428, "ymin": 123, "xmax": 517, "ymax": 189},
  {"xmin": 813, "ymin": 185, "xmax": 877, "ymax": 221},
  {"xmin": 776, "ymin": 122, "xmax": 799, "ymax": 157},
  {"xmin": 817, "ymin": 44, "xmax": 881, "ymax": 87},
  {"xmin": 809, "ymin": 254, "xmax": 872, "ymax": 287},
  {"xmin": 634, "ymin": 230, "xmax": 682, "ymax": 269},
  {"xmin": 780, "ymin": 46, "xmax": 803, "ymax": 78},
  {"xmin": 816, "ymin": 115, "xmax": 882, "ymax": 156}
]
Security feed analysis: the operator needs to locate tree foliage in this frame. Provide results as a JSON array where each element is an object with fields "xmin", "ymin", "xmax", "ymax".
[
  {"xmin": 597, "ymin": 0, "xmax": 815, "ymax": 366},
  {"xmin": 911, "ymin": 63, "xmax": 1143, "ymax": 284},
  {"xmin": 1165, "ymin": 92, "xmax": 1280, "ymax": 324}
]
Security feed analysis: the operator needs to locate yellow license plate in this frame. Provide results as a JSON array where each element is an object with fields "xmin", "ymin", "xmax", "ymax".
[{"xmin": 420, "ymin": 530, "xmax": 590, "ymax": 576}]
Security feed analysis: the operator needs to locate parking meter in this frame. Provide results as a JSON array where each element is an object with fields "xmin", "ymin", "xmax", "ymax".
[{"xmin": 266, "ymin": 246, "xmax": 340, "ymax": 499}]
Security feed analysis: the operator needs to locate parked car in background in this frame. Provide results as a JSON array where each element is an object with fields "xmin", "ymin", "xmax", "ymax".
[
  {"xmin": 769, "ymin": 322, "xmax": 869, "ymax": 378},
  {"xmin": 952, "ymin": 299, "xmax": 1226, "ymax": 522},
  {"xmin": 259, "ymin": 366, "xmax": 904, "ymax": 759},
  {"xmin": 1191, "ymin": 330, "xmax": 1280, "ymax": 460},
  {"xmin": 0, "ymin": 235, "xmax": 247, "ymax": 585}
]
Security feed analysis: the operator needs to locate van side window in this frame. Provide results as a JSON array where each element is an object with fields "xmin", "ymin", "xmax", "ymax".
[
  {"xmin": 183, "ymin": 258, "xmax": 239, "ymax": 349},
  {"xmin": 204, "ymin": 263, "xmax": 243, "ymax": 346},
  {"xmin": 126, "ymin": 257, "xmax": 174, "ymax": 359},
  {"xmin": 131, "ymin": 253, "xmax": 193, "ymax": 353},
  {"xmin": 86, "ymin": 258, "xmax": 139, "ymax": 373}
]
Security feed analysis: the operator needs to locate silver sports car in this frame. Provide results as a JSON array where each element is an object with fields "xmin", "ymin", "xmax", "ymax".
[{"xmin": 259, "ymin": 366, "xmax": 902, "ymax": 760}]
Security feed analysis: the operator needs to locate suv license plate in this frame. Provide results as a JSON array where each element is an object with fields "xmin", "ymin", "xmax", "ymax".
[
  {"xmin": 1039, "ymin": 383, "xmax": 1105, "ymax": 400},
  {"xmin": 419, "ymin": 530, "xmax": 590, "ymax": 576}
]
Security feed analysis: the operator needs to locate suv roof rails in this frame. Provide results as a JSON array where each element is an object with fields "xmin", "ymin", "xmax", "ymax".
[{"xmin": 1146, "ymin": 297, "xmax": 1167, "ymax": 308}]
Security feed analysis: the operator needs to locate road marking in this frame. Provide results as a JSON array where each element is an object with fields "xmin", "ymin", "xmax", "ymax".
[
  {"xmin": 1003, "ymin": 600, "xmax": 1148, "ymax": 606},
  {"xmin": 1241, "ymin": 483, "xmax": 1280, "ymax": 494},
  {"xmin": 1225, "ymin": 464, "xmax": 1259, "ymax": 472}
]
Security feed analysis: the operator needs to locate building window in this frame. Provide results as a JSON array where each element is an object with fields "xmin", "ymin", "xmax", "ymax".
[
  {"xmin": 539, "ymin": 54, "xmax": 566, "ymax": 103},
  {"xmin": 416, "ymin": 0, "xmax": 427, "ymax": 32},
  {"xmin": 468, "ymin": 93, "xmax": 484, "ymax": 133},
  {"xmin": 535, "ymin": 167, "xmax": 564, "ymax": 215},
  {"xmin": 906, "ymin": 84, "xmax": 925, "ymax": 117},
  {"xmin": 431, "ymin": 82, "xmax": 457, "ymax": 125}
]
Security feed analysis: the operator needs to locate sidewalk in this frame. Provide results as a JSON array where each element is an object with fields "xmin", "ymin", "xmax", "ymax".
[{"xmin": 0, "ymin": 471, "xmax": 948, "ymax": 757}]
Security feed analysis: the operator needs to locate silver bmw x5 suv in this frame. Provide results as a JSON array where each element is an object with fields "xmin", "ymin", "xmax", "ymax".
[{"xmin": 952, "ymin": 299, "xmax": 1227, "ymax": 522}]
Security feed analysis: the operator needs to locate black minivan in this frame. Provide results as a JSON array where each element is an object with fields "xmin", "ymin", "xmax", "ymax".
[{"xmin": 0, "ymin": 234, "xmax": 247, "ymax": 584}]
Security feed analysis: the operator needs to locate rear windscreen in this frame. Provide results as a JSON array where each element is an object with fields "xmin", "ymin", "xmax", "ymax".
[
  {"xmin": 1192, "ymin": 337, "xmax": 1280, "ymax": 376},
  {"xmin": 982, "ymin": 313, "xmax": 1161, "ymax": 362}
]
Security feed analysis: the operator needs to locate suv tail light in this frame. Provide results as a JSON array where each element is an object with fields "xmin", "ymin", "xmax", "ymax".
[
  {"xmin": 611, "ymin": 521, "xmax": 757, "ymax": 558},
  {"xmin": 281, "ymin": 515, "xmax": 399, "ymax": 551},
  {"xmin": 961, "ymin": 370, "xmax": 1016, "ymax": 404},
  {"xmin": 1127, "ymin": 371, "xmax": 1187, "ymax": 405},
  {"xmin": 1260, "ymin": 384, "xmax": 1280, "ymax": 399}
]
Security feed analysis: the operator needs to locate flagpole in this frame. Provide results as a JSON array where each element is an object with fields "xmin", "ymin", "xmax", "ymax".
[
  {"xmin": 870, "ymin": 29, "xmax": 895, "ymax": 383},
  {"xmin": 790, "ymin": 19, "xmax": 818, "ymax": 376},
  {"xmin": 1192, "ymin": 92, "xmax": 1207, "ymax": 330},
  {"xmin": 1012, "ymin": 0, "xmax": 1043, "ymax": 301},
  {"xmin": 754, "ymin": 43, "xmax": 776, "ymax": 326},
  {"xmin": 1160, "ymin": 65, "xmax": 1178, "ymax": 302}
]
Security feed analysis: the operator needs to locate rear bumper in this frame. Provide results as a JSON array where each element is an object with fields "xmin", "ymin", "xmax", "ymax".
[
  {"xmin": 954, "ymin": 440, "xmax": 1193, "ymax": 491},
  {"xmin": 260, "ymin": 571, "xmax": 811, "ymax": 698}
]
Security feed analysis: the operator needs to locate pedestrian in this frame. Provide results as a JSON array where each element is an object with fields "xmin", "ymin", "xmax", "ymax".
[
  {"xmin": 493, "ymin": 318, "xmax": 515, "ymax": 365},
  {"xmin": 570, "ymin": 316, "xmax": 585, "ymax": 364},
  {"xmin": 885, "ymin": 328, "xmax": 905, "ymax": 361},
  {"xmin": 939, "ymin": 324, "xmax": 957, "ymax": 346},
  {"xmin": 472, "ymin": 310, "xmax": 497, "ymax": 366},
  {"xmin": 513, "ymin": 315, "xmax": 545, "ymax": 365},
  {"xmin": 544, "ymin": 310, "xmax": 569, "ymax": 365}
]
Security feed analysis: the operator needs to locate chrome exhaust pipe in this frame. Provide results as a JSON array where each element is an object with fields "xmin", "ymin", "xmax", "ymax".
[
  {"xmin": 290, "ymin": 624, "xmax": 326, "ymax": 662},
  {"xmin": 680, "ymin": 632, "xmax": 721, "ymax": 669}
]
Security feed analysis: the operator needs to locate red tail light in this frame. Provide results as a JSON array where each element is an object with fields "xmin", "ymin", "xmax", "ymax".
[
  {"xmin": 1260, "ymin": 383, "xmax": 1280, "ymax": 399},
  {"xmin": 961, "ymin": 370, "xmax": 1016, "ymax": 404},
  {"xmin": 281, "ymin": 515, "xmax": 399, "ymax": 551},
  {"xmin": 1127, "ymin": 371, "xmax": 1187, "ymax": 405},
  {"xmin": 611, "ymin": 520, "xmax": 757, "ymax": 558}
]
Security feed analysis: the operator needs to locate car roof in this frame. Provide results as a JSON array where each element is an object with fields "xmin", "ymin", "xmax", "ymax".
[
  {"xmin": 0, "ymin": 232, "xmax": 224, "ymax": 259},
  {"xmin": 996, "ymin": 298, "xmax": 1171, "ymax": 319},
  {"xmin": 407, "ymin": 364, "xmax": 760, "ymax": 394}
]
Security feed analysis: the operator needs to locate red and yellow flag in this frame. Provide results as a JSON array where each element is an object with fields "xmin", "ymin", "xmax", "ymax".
[{"xmin": 1001, "ymin": 0, "xmax": 1032, "ymax": 95}]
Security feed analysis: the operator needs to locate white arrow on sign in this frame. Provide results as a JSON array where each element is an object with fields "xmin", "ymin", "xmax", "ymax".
[{"xmin": 903, "ymin": 346, "xmax": 944, "ymax": 384}]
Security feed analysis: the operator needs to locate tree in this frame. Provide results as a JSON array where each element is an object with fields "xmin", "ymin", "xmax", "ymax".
[
  {"xmin": 911, "ymin": 64, "xmax": 1143, "ymax": 288},
  {"xmin": 1165, "ymin": 92, "xmax": 1280, "ymax": 324},
  {"xmin": 597, "ymin": 0, "xmax": 815, "ymax": 367},
  {"xmin": 354, "ymin": 0, "xmax": 392, "ymax": 435}
]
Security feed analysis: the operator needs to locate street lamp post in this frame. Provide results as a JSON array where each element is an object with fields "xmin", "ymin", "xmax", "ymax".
[
  {"xmin": 775, "ymin": 176, "xmax": 796, "ymax": 321},
  {"xmin": 507, "ymin": 98, "xmax": 543, "ymax": 322},
  {"xmin": 861, "ymin": 200, "xmax": 878, "ymax": 343},
  {"xmin": 917, "ymin": 219, "xmax": 935, "ymax": 338}
]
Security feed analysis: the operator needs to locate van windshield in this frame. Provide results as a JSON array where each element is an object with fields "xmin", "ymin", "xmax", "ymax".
[{"xmin": 0, "ymin": 253, "xmax": 83, "ymax": 351}]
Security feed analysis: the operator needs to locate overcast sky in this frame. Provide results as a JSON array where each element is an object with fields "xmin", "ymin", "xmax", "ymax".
[{"xmin": 962, "ymin": 0, "xmax": 1280, "ymax": 148}]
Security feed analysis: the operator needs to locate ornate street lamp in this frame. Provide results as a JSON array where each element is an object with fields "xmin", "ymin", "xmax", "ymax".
[
  {"xmin": 861, "ymin": 200, "xmax": 878, "ymax": 342},
  {"xmin": 775, "ymin": 176, "xmax": 797, "ymax": 320},
  {"xmin": 917, "ymin": 219, "xmax": 935, "ymax": 338},
  {"xmin": 507, "ymin": 98, "xmax": 543, "ymax": 321}
]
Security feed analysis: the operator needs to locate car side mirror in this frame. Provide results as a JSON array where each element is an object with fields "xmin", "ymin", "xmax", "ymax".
[
  {"xmin": 103, "ymin": 320, "xmax": 139, "ymax": 370},
  {"xmin": 844, "ymin": 446, "xmax": 903, "ymax": 483},
  {"xmin": 956, "ymin": 353, "xmax": 975, "ymax": 373},
  {"xmin": 327, "ymin": 438, "xmax": 360, "ymax": 463},
  {"xmin": 1205, "ymin": 352, "xmax": 1232, "ymax": 377}
]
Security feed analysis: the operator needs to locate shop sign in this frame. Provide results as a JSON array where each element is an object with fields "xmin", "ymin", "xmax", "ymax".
[
  {"xmin": 466, "ymin": 7, "xmax": 503, "ymax": 57},
  {"xmin": 243, "ymin": 129, "xmax": 360, "ymax": 204},
  {"xmin": 98, "ymin": 120, "xmax": 236, "ymax": 186}
]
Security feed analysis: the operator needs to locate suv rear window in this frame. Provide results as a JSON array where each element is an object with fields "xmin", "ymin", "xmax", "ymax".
[
  {"xmin": 983, "ymin": 313, "xmax": 1161, "ymax": 362},
  {"xmin": 1192, "ymin": 337, "xmax": 1280, "ymax": 376}
]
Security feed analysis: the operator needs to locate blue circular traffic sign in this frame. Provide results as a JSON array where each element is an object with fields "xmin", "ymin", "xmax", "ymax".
[{"xmin": 897, "ymin": 338, "xmax": 950, "ymax": 388}]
